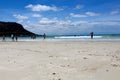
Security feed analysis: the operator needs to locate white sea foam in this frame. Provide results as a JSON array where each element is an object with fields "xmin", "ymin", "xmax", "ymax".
[{"xmin": 54, "ymin": 36, "xmax": 103, "ymax": 39}]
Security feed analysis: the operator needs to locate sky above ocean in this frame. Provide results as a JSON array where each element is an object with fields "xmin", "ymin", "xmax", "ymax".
[{"xmin": 0, "ymin": 0, "xmax": 120, "ymax": 35}]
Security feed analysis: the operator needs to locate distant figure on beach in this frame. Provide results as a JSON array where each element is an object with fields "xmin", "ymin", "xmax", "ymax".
[
  {"xmin": 15, "ymin": 34, "xmax": 18, "ymax": 41},
  {"xmin": 31, "ymin": 34, "xmax": 36, "ymax": 39},
  {"xmin": 43, "ymin": 33, "xmax": 46, "ymax": 39},
  {"xmin": 33, "ymin": 35, "xmax": 36, "ymax": 39},
  {"xmin": 2, "ymin": 35, "xmax": 5, "ymax": 41},
  {"xmin": 90, "ymin": 32, "xmax": 94, "ymax": 39},
  {"xmin": 11, "ymin": 34, "xmax": 14, "ymax": 41},
  {"xmin": 31, "ymin": 35, "xmax": 34, "ymax": 39}
]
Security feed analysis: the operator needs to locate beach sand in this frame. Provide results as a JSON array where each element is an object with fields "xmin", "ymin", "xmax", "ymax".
[{"xmin": 0, "ymin": 41, "xmax": 120, "ymax": 80}]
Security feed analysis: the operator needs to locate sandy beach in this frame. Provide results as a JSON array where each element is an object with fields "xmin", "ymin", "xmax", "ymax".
[{"xmin": 0, "ymin": 41, "xmax": 120, "ymax": 80}]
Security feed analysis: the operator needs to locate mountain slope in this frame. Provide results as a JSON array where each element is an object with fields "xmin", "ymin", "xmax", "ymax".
[{"xmin": 0, "ymin": 21, "xmax": 35, "ymax": 36}]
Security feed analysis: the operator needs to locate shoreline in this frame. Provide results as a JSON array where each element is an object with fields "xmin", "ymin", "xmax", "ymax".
[{"xmin": 0, "ymin": 38, "xmax": 120, "ymax": 42}]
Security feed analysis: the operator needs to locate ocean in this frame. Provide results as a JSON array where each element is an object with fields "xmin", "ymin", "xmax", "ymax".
[
  {"xmin": 48, "ymin": 34, "xmax": 120, "ymax": 42},
  {"xmin": 0, "ymin": 34, "xmax": 120, "ymax": 42}
]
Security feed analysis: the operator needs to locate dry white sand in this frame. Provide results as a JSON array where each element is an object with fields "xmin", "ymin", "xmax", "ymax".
[{"xmin": 0, "ymin": 41, "xmax": 120, "ymax": 80}]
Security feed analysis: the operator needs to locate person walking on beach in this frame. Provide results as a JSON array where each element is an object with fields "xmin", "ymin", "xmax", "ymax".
[
  {"xmin": 90, "ymin": 32, "xmax": 94, "ymax": 39},
  {"xmin": 43, "ymin": 33, "xmax": 46, "ymax": 39},
  {"xmin": 15, "ymin": 34, "xmax": 18, "ymax": 41},
  {"xmin": 2, "ymin": 35, "xmax": 5, "ymax": 41},
  {"xmin": 33, "ymin": 35, "xmax": 36, "ymax": 39},
  {"xmin": 11, "ymin": 34, "xmax": 14, "ymax": 41}
]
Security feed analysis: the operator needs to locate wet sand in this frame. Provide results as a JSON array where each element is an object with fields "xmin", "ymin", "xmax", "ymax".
[{"xmin": 0, "ymin": 41, "xmax": 120, "ymax": 80}]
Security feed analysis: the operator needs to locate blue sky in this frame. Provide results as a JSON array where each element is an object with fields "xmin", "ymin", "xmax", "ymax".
[{"xmin": 0, "ymin": 0, "xmax": 120, "ymax": 35}]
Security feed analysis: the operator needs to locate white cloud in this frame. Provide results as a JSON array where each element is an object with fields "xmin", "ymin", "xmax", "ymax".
[
  {"xmin": 13, "ymin": 14, "xmax": 28, "ymax": 20},
  {"xmin": 75, "ymin": 4, "xmax": 84, "ymax": 9},
  {"xmin": 22, "ymin": 16, "xmax": 120, "ymax": 35},
  {"xmin": 39, "ymin": 17, "xmax": 58, "ymax": 24},
  {"xmin": 70, "ymin": 11, "xmax": 100, "ymax": 18},
  {"xmin": 38, "ymin": 17, "xmax": 72, "ymax": 27},
  {"xmin": 70, "ymin": 13, "xmax": 87, "ymax": 18},
  {"xmin": 13, "ymin": 14, "xmax": 28, "ymax": 23},
  {"xmin": 22, "ymin": 17, "xmax": 75, "ymax": 35},
  {"xmin": 85, "ymin": 12, "xmax": 100, "ymax": 16},
  {"xmin": 32, "ymin": 14, "xmax": 42, "ymax": 17},
  {"xmin": 110, "ymin": 9, "xmax": 120, "ymax": 15},
  {"xmin": 25, "ymin": 4, "xmax": 61, "ymax": 11}
]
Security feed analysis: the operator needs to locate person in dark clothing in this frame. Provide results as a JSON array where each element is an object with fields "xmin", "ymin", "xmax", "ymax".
[
  {"xmin": 15, "ymin": 34, "xmax": 18, "ymax": 41},
  {"xmin": 43, "ymin": 33, "xmax": 46, "ymax": 39},
  {"xmin": 90, "ymin": 32, "xmax": 94, "ymax": 39},
  {"xmin": 2, "ymin": 35, "xmax": 5, "ymax": 41}
]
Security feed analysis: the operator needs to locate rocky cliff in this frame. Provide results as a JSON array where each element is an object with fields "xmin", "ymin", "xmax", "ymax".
[{"xmin": 0, "ymin": 21, "xmax": 35, "ymax": 36}]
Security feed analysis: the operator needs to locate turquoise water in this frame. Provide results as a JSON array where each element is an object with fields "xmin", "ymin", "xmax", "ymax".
[
  {"xmin": 48, "ymin": 34, "xmax": 120, "ymax": 42},
  {"xmin": 0, "ymin": 34, "xmax": 120, "ymax": 42},
  {"xmin": 101, "ymin": 34, "xmax": 120, "ymax": 39},
  {"xmin": 52, "ymin": 34, "xmax": 120, "ymax": 39}
]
